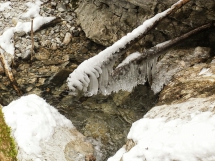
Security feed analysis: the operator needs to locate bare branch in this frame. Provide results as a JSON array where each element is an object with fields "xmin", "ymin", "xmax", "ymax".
[
  {"xmin": 0, "ymin": 47, "xmax": 22, "ymax": 96},
  {"xmin": 113, "ymin": 22, "xmax": 214, "ymax": 76}
]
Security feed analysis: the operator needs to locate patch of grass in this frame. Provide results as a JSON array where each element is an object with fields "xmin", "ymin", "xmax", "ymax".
[{"xmin": 0, "ymin": 105, "xmax": 17, "ymax": 161}]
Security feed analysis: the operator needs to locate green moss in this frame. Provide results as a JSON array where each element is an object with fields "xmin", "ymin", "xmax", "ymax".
[{"xmin": 0, "ymin": 105, "xmax": 17, "ymax": 161}]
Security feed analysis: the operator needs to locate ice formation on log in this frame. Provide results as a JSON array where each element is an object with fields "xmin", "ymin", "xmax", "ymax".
[
  {"xmin": 66, "ymin": 7, "xmax": 172, "ymax": 96},
  {"xmin": 67, "ymin": 50, "xmax": 158, "ymax": 96},
  {"xmin": 67, "ymin": 0, "xmax": 190, "ymax": 96}
]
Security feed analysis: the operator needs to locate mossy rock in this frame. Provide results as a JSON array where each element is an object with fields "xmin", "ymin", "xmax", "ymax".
[{"xmin": 0, "ymin": 105, "xmax": 17, "ymax": 161}]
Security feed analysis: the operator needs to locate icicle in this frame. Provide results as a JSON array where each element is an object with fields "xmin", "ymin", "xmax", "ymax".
[
  {"xmin": 99, "ymin": 66, "xmax": 109, "ymax": 94},
  {"xmin": 146, "ymin": 56, "xmax": 158, "ymax": 84},
  {"xmin": 87, "ymin": 73, "xmax": 99, "ymax": 96}
]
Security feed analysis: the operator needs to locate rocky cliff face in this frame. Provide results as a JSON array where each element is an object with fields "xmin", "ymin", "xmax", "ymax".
[{"xmin": 76, "ymin": 0, "xmax": 215, "ymax": 47}]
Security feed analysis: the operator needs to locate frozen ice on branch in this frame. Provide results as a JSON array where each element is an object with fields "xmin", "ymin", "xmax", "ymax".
[{"xmin": 67, "ymin": 0, "xmax": 191, "ymax": 96}]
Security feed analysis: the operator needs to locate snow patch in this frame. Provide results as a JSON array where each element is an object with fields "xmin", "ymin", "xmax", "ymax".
[
  {"xmin": 2, "ymin": 94, "xmax": 74, "ymax": 161},
  {"xmin": 0, "ymin": 0, "xmax": 55, "ymax": 57}
]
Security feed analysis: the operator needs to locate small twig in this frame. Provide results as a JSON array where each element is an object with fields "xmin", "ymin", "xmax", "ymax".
[
  {"xmin": 31, "ymin": 18, "xmax": 34, "ymax": 60},
  {"xmin": 0, "ymin": 47, "xmax": 22, "ymax": 96}
]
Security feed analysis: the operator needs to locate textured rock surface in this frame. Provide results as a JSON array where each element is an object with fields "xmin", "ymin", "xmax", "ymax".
[
  {"xmin": 76, "ymin": 0, "xmax": 215, "ymax": 46},
  {"xmin": 111, "ymin": 52, "xmax": 215, "ymax": 161},
  {"xmin": 151, "ymin": 46, "xmax": 211, "ymax": 93},
  {"xmin": 158, "ymin": 57, "xmax": 215, "ymax": 105},
  {"xmin": 64, "ymin": 129, "xmax": 95, "ymax": 161}
]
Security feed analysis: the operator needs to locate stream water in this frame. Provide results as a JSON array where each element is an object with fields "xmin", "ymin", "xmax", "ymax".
[{"xmin": 44, "ymin": 84, "xmax": 158, "ymax": 160}]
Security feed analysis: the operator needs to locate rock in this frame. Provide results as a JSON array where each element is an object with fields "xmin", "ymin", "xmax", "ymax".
[
  {"xmin": 35, "ymin": 48, "xmax": 51, "ymax": 60},
  {"xmin": 57, "ymin": 3, "xmax": 67, "ymax": 12},
  {"xmin": 113, "ymin": 91, "xmax": 130, "ymax": 106},
  {"xmin": 21, "ymin": 49, "xmax": 31, "ymax": 60},
  {"xmin": 65, "ymin": 129, "xmax": 95, "ymax": 161},
  {"xmin": 29, "ymin": 88, "xmax": 42, "ymax": 96},
  {"xmin": 113, "ymin": 95, "xmax": 215, "ymax": 161},
  {"xmin": 3, "ymin": 94, "xmax": 96, "ymax": 161},
  {"xmin": 70, "ymin": 26, "xmax": 75, "ymax": 32},
  {"xmin": 51, "ymin": 42, "xmax": 58, "ymax": 50},
  {"xmin": 76, "ymin": 0, "xmax": 215, "ymax": 46},
  {"xmin": 78, "ymin": 46, "xmax": 88, "ymax": 54},
  {"xmin": 0, "ymin": 64, "xmax": 4, "ymax": 74},
  {"xmin": 34, "ymin": 42, "xmax": 39, "ymax": 49},
  {"xmin": 48, "ymin": 69, "xmax": 72, "ymax": 86},
  {"xmin": 51, "ymin": 2, "xmax": 57, "ymax": 7},
  {"xmin": 11, "ymin": 17, "xmax": 18, "ymax": 25},
  {"xmin": 158, "ymin": 57, "xmax": 215, "ymax": 105},
  {"xmin": 63, "ymin": 32, "xmax": 72, "ymax": 45},
  {"xmin": 72, "ymin": 29, "xmax": 80, "ymax": 37},
  {"xmin": 66, "ymin": 15, "xmax": 74, "ymax": 21}
]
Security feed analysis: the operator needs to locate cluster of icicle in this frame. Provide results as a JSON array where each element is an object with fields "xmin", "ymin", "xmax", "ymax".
[
  {"xmin": 66, "ymin": 7, "xmax": 170, "ymax": 96},
  {"xmin": 67, "ymin": 49, "xmax": 158, "ymax": 96}
]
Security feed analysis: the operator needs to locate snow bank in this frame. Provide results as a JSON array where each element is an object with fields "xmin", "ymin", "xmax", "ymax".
[
  {"xmin": 108, "ymin": 110, "xmax": 215, "ymax": 161},
  {"xmin": 2, "ymin": 94, "xmax": 74, "ymax": 161}
]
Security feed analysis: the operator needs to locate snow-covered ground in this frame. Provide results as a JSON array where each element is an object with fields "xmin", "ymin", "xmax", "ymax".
[{"xmin": 2, "ymin": 94, "xmax": 75, "ymax": 161}]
